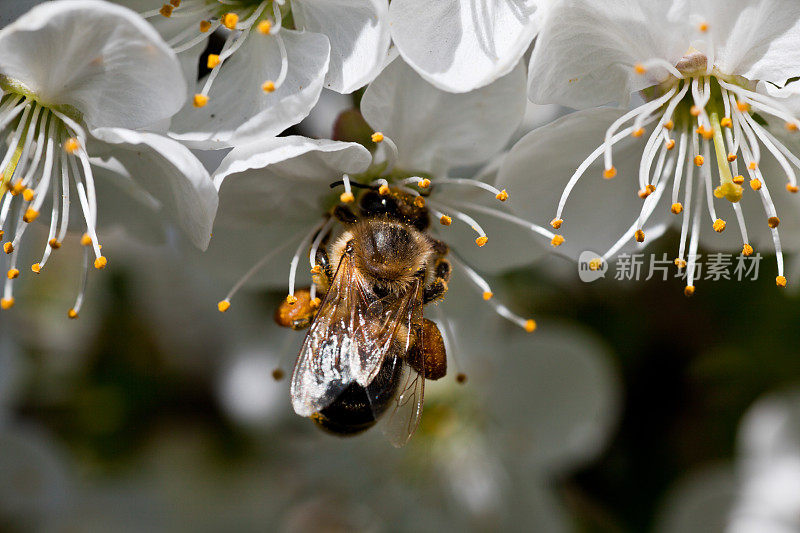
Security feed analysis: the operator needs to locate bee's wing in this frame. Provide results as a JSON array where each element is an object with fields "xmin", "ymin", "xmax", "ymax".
[
  {"xmin": 368, "ymin": 280, "xmax": 426, "ymax": 448},
  {"xmin": 290, "ymin": 252, "xmax": 376, "ymax": 417}
]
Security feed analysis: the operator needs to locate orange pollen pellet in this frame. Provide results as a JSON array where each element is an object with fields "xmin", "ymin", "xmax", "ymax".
[
  {"xmin": 439, "ymin": 215, "xmax": 452, "ymax": 226},
  {"xmin": 476, "ymin": 236, "xmax": 488, "ymax": 247},
  {"xmin": 159, "ymin": 5, "xmax": 174, "ymax": 17},
  {"xmin": 262, "ymin": 81, "xmax": 276, "ymax": 93},
  {"xmin": 371, "ymin": 132, "xmax": 384, "ymax": 143},
  {"xmin": 671, "ymin": 203, "xmax": 683, "ymax": 214},
  {"xmin": 603, "ymin": 166, "xmax": 617, "ymax": 179},
  {"xmin": 285, "ymin": 294, "xmax": 298, "ymax": 305},
  {"xmin": 787, "ymin": 183, "xmax": 799, "ymax": 193},
  {"xmin": 31, "ymin": 263, "xmax": 41, "ymax": 274},
  {"xmin": 750, "ymin": 178, "xmax": 762, "ymax": 191},
  {"xmin": 632, "ymin": 128, "xmax": 645, "ymax": 138},
  {"xmin": 199, "ymin": 20, "xmax": 211, "ymax": 32},
  {"xmin": 777, "ymin": 275, "xmax": 788, "ymax": 288},
  {"xmin": 684, "ymin": 285, "xmax": 695, "ymax": 297},
  {"xmin": 495, "ymin": 189, "xmax": 508, "ymax": 201},
  {"xmin": 742, "ymin": 244, "xmax": 753, "ymax": 256},
  {"xmin": 94, "ymin": 256, "xmax": 107, "ymax": 269},
  {"xmin": 733, "ymin": 175, "xmax": 745, "ymax": 184},
  {"xmin": 68, "ymin": 308, "xmax": 78, "ymax": 319},
  {"xmin": 170, "ymin": 0, "xmax": 181, "ymax": 6},
  {"xmin": 634, "ymin": 229, "xmax": 645, "ymax": 242},
  {"xmin": 339, "ymin": 192, "xmax": 355, "ymax": 204},
  {"xmin": 193, "ymin": 94, "xmax": 209, "ymax": 108},
  {"xmin": 418, "ymin": 178, "xmax": 431, "ymax": 189},
  {"xmin": 666, "ymin": 139, "xmax": 675, "ymax": 150},
  {"xmin": 694, "ymin": 155, "xmax": 704, "ymax": 166},
  {"xmin": 720, "ymin": 117, "xmax": 733, "ymax": 128},
  {"xmin": 217, "ymin": 300, "xmax": 231, "ymax": 313},
  {"xmin": 727, "ymin": 153, "xmax": 737, "ymax": 162},
  {"xmin": 713, "ymin": 218, "xmax": 726, "ymax": 232},
  {"xmin": 22, "ymin": 208, "xmax": 38, "ymax": 223},
  {"xmin": 768, "ymin": 216, "xmax": 780, "ymax": 229},
  {"xmin": 222, "ymin": 12, "xmax": 238, "ymax": 30},
  {"xmin": 49, "ymin": 238, "xmax": 61, "ymax": 249},
  {"xmin": 3, "ymin": 242, "xmax": 12, "ymax": 254},
  {"xmin": 482, "ymin": 291, "xmax": 493, "ymax": 301},
  {"xmin": 550, "ymin": 218, "xmax": 563, "ymax": 229},
  {"xmin": 524, "ymin": 319, "xmax": 537, "ymax": 333},
  {"xmin": 207, "ymin": 54, "xmax": 220, "ymax": 69},
  {"xmin": 7, "ymin": 268, "xmax": 19, "ymax": 279},
  {"xmin": 674, "ymin": 258, "xmax": 687, "ymax": 268},
  {"xmin": 413, "ymin": 196, "xmax": 425, "ymax": 208},
  {"xmin": 0, "ymin": 298, "xmax": 14, "ymax": 310},
  {"xmin": 550, "ymin": 235, "xmax": 564, "ymax": 247},
  {"xmin": 378, "ymin": 184, "xmax": 390, "ymax": 195}
]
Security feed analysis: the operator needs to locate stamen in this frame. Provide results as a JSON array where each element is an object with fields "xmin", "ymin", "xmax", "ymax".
[
  {"xmin": 371, "ymin": 132, "xmax": 399, "ymax": 172},
  {"xmin": 287, "ymin": 220, "xmax": 327, "ymax": 303},
  {"xmin": 427, "ymin": 200, "xmax": 488, "ymax": 247},
  {"xmin": 429, "ymin": 177, "xmax": 508, "ymax": 201},
  {"xmin": 309, "ymin": 217, "xmax": 335, "ymax": 270},
  {"xmin": 339, "ymin": 175, "xmax": 354, "ymax": 203},
  {"xmin": 69, "ymin": 247, "xmax": 90, "ymax": 318}
]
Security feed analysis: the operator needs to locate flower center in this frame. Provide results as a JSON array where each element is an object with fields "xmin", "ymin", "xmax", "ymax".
[
  {"xmin": 0, "ymin": 90, "xmax": 107, "ymax": 315},
  {"xmin": 144, "ymin": 0, "xmax": 289, "ymax": 107}
]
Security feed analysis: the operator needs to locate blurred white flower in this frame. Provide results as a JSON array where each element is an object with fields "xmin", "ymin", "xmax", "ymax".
[
  {"xmin": 657, "ymin": 387, "xmax": 800, "ymax": 533},
  {"xmin": 388, "ymin": 0, "xmax": 549, "ymax": 93},
  {"xmin": 218, "ymin": 348, "xmax": 286, "ymax": 428},
  {"xmin": 501, "ymin": 0, "xmax": 800, "ymax": 294},
  {"xmin": 0, "ymin": 0, "xmax": 217, "ymax": 315},
  {"xmin": 210, "ymin": 57, "xmax": 557, "ymax": 332},
  {"xmin": 118, "ymin": 0, "xmax": 390, "ymax": 149}
]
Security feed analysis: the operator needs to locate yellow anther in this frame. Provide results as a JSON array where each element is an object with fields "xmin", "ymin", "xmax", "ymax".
[
  {"xmin": 482, "ymin": 291, "xmax": 493, "ymax": 301},
  {"xmin": 550, "ymin": 218, "xmax": 563, "ymax": 229},
  {"xmin": 379, "ymin": 184, "xmax": 390, "ymax": 195},
  {"xmin": 768, "ymin": 216, "xmax": 780, "ymax": 229},
  {"xmin": 550, "ymin": 234, "xmax": 565, "ymax": 247},
  {"xmin": 603, "ymin": 166, "xmax": 617, "ymax": 179},
  {"xmin": 494, "ymin": 189, "xmax": 509, "ymax": 201},
  {"xmin": 3, "ymin": 242, "xmax": 12, "ymax": 254},
  {"xmin": 262, "ymin": 81, "xmax": 276, "ymax": 93},
  {"xmin": 94, "ymin": 256, "xmax": 107, "ymax": 269},
  {"xmin": 371, "ymin": 132, "xmax": 384, "ymax": 143},
  {"xmin": 666, "ymin": 139, "xmax": 675, "ymax": 150},
  {"xmin": 159, "ymin": 4, "xmax": 174, "ymax": 17},
  {"xmin": 721, "ymin": 117, "xmax": 733, "ymax": 128},
  {"xmin": 634, "ymin": 63, "xmax": 646, "ymax": 74},
  {"xmin": 217, "ymin": 300, "xmax": 231, "ymax": 313},
  {"xmin": 68, "ymin": 308, "xmax": 78, "ymax": 319},
  {"xmin": 257, "ymin": 20, "xmax": 272, "ymax": 34},
  {"xmin": 80, "ymin": 233, "xmax": 92, "ymax": 246},
  {"xmin": 671, "ymin": 202, "xmax": 683, "ymax": 214},
  {"xmin": 714, "ymin": 182, "xmax": 743, "ymax": 203},
  {"xmin": 222, "ymin": 12, "xmax": 239, "ymax": 29},
  {"xmin": 748, "ymin": 161, "xmax": 758, "ymax": 170},
  {"xmin": 639, "ymin": 184, "xmax": 656, "ymax": 198},
  {"xmin": 476, "ymin": 236, "xmax": 488, "ymax": 247},
  {"xmin": 727, "ymin": 153, "xmax": 737, "ymax": 162},
  {"xmin": 712, "ymin": 218, "xmax": 726, "ymax": 232},
  {"xmin": 339, "ymin": 191, "xmax": 355, "ymax": 204},
  {"xmin": 634, "ymin": 229, "xmax": 645, "ymax": 242},
  {"xmin": 742, "ymin": 244, "xmax": 753, "ymax": 256},
  {"xmin": 701, "ymin": 127, "xmax": 714, "ymax": 140},
  {"xmin": 285, "ymin": 294, "xmax": 298, "ymax": 305},
  {"xmin": 736, "ymin": 100, "xmax": 750, "ymax": 112},
  {"xmin": 632, "ymin": 128, "xmax": 645, "ymax": 137},
  {"xmin": 49, "ymin": 238, "xmax": 61, "ymax": 249},
  {"xmin": 0, "ymin": 298, "xmax": 14, "ymax": 309},
  {"xmin": 64, "ymin": 137, "xmax": 80, "ymax": 154},
  {"xmin": 310, "ymin": 297, "xmax": 321, "ymax": 309},
  {"xmin": 698, "ymin": 22, "xmax": 709, "ymax": 32},
  {"xmin": 638, "ymin": 188, "xmax": 650, "ymax": 199},
  {"xmin": 589, "ymin": 258, "xmax": 603, "ymax": 271},
  {"xmin": 674, "ymin": 258, "xmax": 687, "ymax": 268},
  {"xmin": 7, "ymin": 268, "xmax": 18, "ymax": 279},
  {"xmin": 199, "ymin": 20, "xmax": 211, "ymax": 32},
  {"xmin": 193, "ymin": 94, "xmax": 209, "ymax": 108},
  {"xmin": 777, "ymin": 275, "xmax": 788, "ymax": 288},
  {"xmin": 22, "ymin": 188, "xmax": 34, "ymax": 201},
  {"xmin": 10, "ymin": 181, "xmax": 23, "ymax": 195},
  {"xmin": 439, "ymin": 215, "xmax": 452, "ymax": 226},
  {"xmin": 684, "ymin": 285, "xmax": 695, "ymax": 297},
  {"xmin": 787, "ymin": 122, "xmax": 799, "ymax": 132},
  {"xmin": 750, "ymin": 178, "xmax": 762, "ymax": 191},
  {"xmin": 31, "ymin": 263, "xmax": 40, "ymax": 274},
  {"xmin": 207, "ymin": 54, "xmax": 220, "ymax": 69},
  {"xmin": 22, "ymin": 208, "xmax": 39, "ymax": 223},
  {"xmin": 694, "ymin": 155, "xmax": 704, "ymax": 166},
  {"xmin": 663, "ymin": 120, "xmax": 674, "ymax": 130},
  {"xmin": 787, "ymin": 183, "xmax": 799, "ymax": 193},
  {"xmin": 524, "ymin": 319, "xmax": 537, "ymax": 333},
  {"xmin": 418, "ymin": 178, "xmax": 431, "ymax": 188},
  {"xmin": 690, "ymin": 105, "xmax": 702, "ymax": 116},
  {"xmin": 310, "ymin": 264, "xmax": 322, "ymax": 275},
  {"xmin": 733, "ymin": 175, "xmax": 745, "ymax": 184},
  {"xmin": 413, "ymin": 196, "xmax": 425, "ymax": 208}
]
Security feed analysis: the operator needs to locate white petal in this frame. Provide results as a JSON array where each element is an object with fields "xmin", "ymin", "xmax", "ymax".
[
  {"xmin": 91, "ymin": 127, "xmax": 218, "ymax": 250},
  {"xmin": 0, "ymin": 0, "xmax": 186, "ymax": 129},
  {"xmin": 654, "ymin": 466, "xmax": 737, "ymax": 533},
  {"xmin": 497, "ymin": 107, "xmax": 673, "ymax": 260},
  {"xmin": 361, "ymin": 58, "xmax": 526, "ymax": 175},
  {"xmin": 292, "ymin": 0, "xmax": 390, "ymax": 93},
  {"xmin": 169, "ymin": 29, "xmax": 330, "ymax": 149},
  {"xmin": 214, "ymin": 136, "xmax": 372, "ymax": 228},
  {"xmin": 693, "ymin": 0, "xmax": 800, "ymax": 87},
  {"xmin": 527, "ymin": 0, "xmax": 692, "ymax": 107},
  {"xmin": 389, "ymin": 0, "xmax": 541, "ymax": 93}
]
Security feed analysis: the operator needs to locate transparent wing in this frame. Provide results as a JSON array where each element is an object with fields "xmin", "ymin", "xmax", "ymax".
[
  {"xmin": 379, "ymin": 359, "xmax": 425, "ymax": 448},
  {"xmin": 290, "ymin": 252, "xmax": 374, "ymax": 417}
]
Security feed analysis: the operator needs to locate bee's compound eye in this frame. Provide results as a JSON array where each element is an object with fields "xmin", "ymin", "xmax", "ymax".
[
  {"xmin": 360, "ymin": 191, "xmax": 398, "ymax": 218},
  {"xmin": 372, "ymin": 283, "xmax": 389, "ymax": 298}
]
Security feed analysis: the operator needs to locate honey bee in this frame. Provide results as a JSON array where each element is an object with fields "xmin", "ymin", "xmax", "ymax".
[{"xmin": 282, "ymin": 184, "xmax": 450, "ymax": 447}]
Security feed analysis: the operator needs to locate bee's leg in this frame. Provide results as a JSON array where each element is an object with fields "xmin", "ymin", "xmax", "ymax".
[
  {"xmin": 312, "ymin": 246, "xmax": 333, "ymax": 294},
  {"xmin": 423, "ymin": 258, "xmax": 450, "ymax": 304},
  {"xmin": 407, "ymin": 318, "xmax": 447, "ymax": 380},
  {"xmin": 333, "ymin": 204, "xmax": 358, "ymax": 225},
  {"xmin": 274, "ymin": 288, "xmax": 317, "ymax": 330}
]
